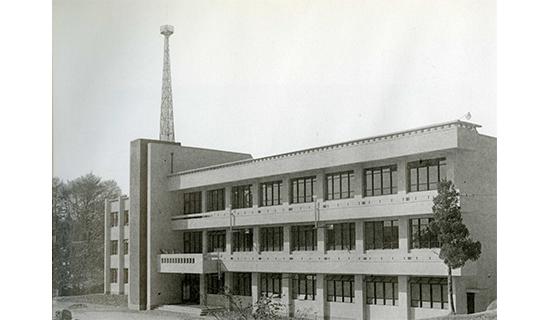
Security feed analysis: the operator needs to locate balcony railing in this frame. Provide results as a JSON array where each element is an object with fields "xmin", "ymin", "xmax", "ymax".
[{"xmin": 158, "ymin": 253, "xmax": 218, "ymax": 274}]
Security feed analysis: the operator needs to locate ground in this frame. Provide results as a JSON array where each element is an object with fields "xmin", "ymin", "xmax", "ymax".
[
  {"xmin": 52, "ymin": 294, "xmax": 213, "ymax": 320},
  {"xmin": 424, "ymin": 310, "xmax": 497, "ymax": 320}
]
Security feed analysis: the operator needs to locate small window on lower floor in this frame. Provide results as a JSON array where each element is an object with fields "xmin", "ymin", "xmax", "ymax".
[{"xmin": 110, "ymin": 269, "xmax": 117, "ymax": 283}]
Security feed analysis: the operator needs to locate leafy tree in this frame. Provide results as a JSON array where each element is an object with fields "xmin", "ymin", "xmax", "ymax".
[
  {"xmin": 52, "ymin": 173, "xmax": 121, "ymax": 295},
  {"xmin": 430, "ymin": 179, "xmax": 481, "ymax": 314}
]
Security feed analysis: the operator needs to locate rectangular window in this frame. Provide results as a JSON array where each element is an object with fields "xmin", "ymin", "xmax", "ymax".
[
  {"xmin": 183, "ymin": 231, "xmax": 202, "ymax": 253},
  {"xmin": 123, "ymin": 239, "xmax": 128, "ymax": 255},
  {"xmin": 365, "ymin": 276, "xmax": 398, "ymax": 306},
  {"xmin": 123, "ymin": 210, "xmax": 129, "ymax": 226},
  {"xmin": 207, "ymin": 189, "xmax": 225, "ymax": 212},
  {"xmin": 326, "ymin": 223, "xmax": 355, "ymax": 251},
  {"xmin": 207, "ymin": 273, "xmax": 225, "ymax": 294},
  {"xmin": 232, "ymin": 229, "xmax": 253, "ymax": 252},
  {"xmin": 364, "ymin": 220, "xmax": 399, "ymax": 250},
  {"xmin": 326, "ymin": 275, "xmax": 354, "ymax": 303},
  {"xmin": 110, "ymin": 269, "xmax": 117, "ymax": 283},
  {"xmin": 326, "ymin": 171, "xmax": 354, "ymax": 200},
  {"xmin": 409, "ymin": 218, "xmax": 439, "ymax": 249},
  {"xmin": 232, "ymin": 273, "xmax": 252, "ymax": 296},
  {"xmin": 291, "ymin": 176, "xmax": 316, "ymax": 203},
  {"xmin": 111, "ymin": 212, "xmax": 118, "ymax": 227},
  {"xmin": 291, "ymin": 225, "xmax": 317, "ymax": 251},
  {"xmin": 261, "ymin": 181, "xmax": 282, "ymax": 206},
  {"xmin": 260, "ymin": 273, "xmax": 282, "ymax": 298},
  {"xmin": 231, "ymin": 185, "xmax": 253, "ymax": 209},
  {"xmin": 123, "ymin": 268, "xmax": 128, "ymax": 284},
  {"xmin": 407, "ymin": 158, "xmax": 447, "ymax": 192},
  {"xmin": 292, "ymin": 274, "xmax": 316, "ymax": 300},
  {"xmin": 110, "ymin": 240, "xmax": 118, "ymax": 255},
  {"xmin": 410, "ymin": 277, "xmax": 448, "ymax": 309},
  {"xmin": 184, "ymin": 191, "xmax": 202, "ymax": 214},
  {"xmin": 207, "ymin": 230, "xmax": 226, "ymax": 252},
  {"xmin": 364, "ymin": 165, "xmax": 398, "ymax": 197},
  {"xmin": 260, "ymin": 226, "xmax": 284, "ymax": 252}
]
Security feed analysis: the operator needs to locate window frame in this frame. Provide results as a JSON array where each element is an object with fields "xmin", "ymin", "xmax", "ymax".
[
  {"xmin": 326, "ymin": 275, "xmax": 355, "ymax": 303},
  {"xmin": 183, "ymin": 191, "xmax": 202, "ymax": 214},
  {"xmin": 291, "ymin": 225, "xmax": 317, "ymax": 251},
  {"xmin": 365, "ymin": 276, "xmax": 398, "ymax": 306},
  {"xmin": 291, "ymin": 176, "xmax": 317, "ymax": 204},
  {"xmin": 260, "ymin": 273, "xmax": 282, "ymax": 298},
  {"xmin": 207, "ymin": 230, "xmax": 226, "ymax": 252},
  {"xmin": 206, "ymin": 188, "xmax": 225, "ymax": 212},
  {"xmin": 183, "ymin": 231, "xmax": 203, "ymax": 253},
  {"xmin": 364, "ymin": 165, "xmax": 398, "ymax": 197},
  {"xmin": 232, "ymin": 272, "xmax": 252, "ymax": 296},
  {"xmin": 260, "ymin": 181, "xmax": 282, "ymax": 207},
  {"xmin": 409, "ymin": 218, "xmax": 440, "ymax": 249},
  {"xmin": 292, "ymin": 274, "xmax": 316, "ymax": 301},
  {"xmin": 326, "ymin": 171, "xmax": 355, "ymax": 200},
  {"xmin": 231, "ymin": 185, "xmax": 253, "ymax": 209},
  {"xmin": 407, "ymin": 158, "xmax": 447, "ymax": 192},
  {"xmin": 364, "ymin": 220, "xmax": 399, "ymax": 250},
  {"xmin": 232, "ymin": 229, "xmax": 253, "ymax": 252},
  {"xmin": 260, "ymin": 226, "xmax": 284, "ymax": 252},
  {"xmin": 207, "ymin": 273, "xmax": 225, "ymax": 295},
  {"xmin": 410, "ymin": 277, "xmax": 448, "ymax": 309},
  {"xmin": 110, "ymin": 240, "xmax": 118, "ymax": 255},
  {"xmin": 326, "ymin": 222, "xmax": 356, "ymax": 251}
]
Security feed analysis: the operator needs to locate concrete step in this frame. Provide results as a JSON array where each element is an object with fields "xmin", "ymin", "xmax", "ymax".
[{"xmin": 156, "ymin": 304, "xmax": 224, "ymax": 316}]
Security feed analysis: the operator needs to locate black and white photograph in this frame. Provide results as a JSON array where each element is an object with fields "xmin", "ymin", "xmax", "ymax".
[{"xmin": 9, "ymin": 0, "xmax": 550, "ymax": 319}]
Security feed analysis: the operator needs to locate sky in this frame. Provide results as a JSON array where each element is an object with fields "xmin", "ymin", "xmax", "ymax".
[{"xmin": 53, "ymin": 0, "xmax": 496, "ymax": 194}]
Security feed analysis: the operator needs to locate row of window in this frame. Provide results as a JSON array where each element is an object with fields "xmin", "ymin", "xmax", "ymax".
[
  {"xmin": 203, "ymin": 272, "xmax": 447, "ymax": 309},
  {"xmin": 187, "ymin": 219, "xmax": 439, "ymax": 254},
  {"xmin": 182, "ymin": 158, "xmax": 447, "ymax": 214},
  {"xmin": 109, "ymin": 268, "xmax": 128, "ymax": 284},
  {"xmin": 110, "ymin": 210, "xmax": 129, "ymax": 227},
  {"xmin": 110, "ymin": 240, "xmax": 128, "ymax": 255}
]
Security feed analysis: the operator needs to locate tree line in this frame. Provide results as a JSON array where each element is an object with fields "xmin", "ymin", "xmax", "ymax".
[{"xmin": 52, "ymin": 173, "xmax": 121, "ymax": 296}]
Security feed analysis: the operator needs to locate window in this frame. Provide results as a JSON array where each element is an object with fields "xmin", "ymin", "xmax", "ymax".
[
  {"xmin": 366, "ymin": 276, "xmax": 398, "ymax": 305},
  {"xmin": 409, "ymin": 218, "xmax": 440, "ymax": 249},
  {"xmin": 364, "ymin": 165, "xmax": 398, "ymax": 197},
  {"xmin": 208, "ymin": 230, "xmax": 226, "ymax": 252},
  {"xmin": 110, "ymin": 269, "xmax": 117, "ymax": 283},
  {"xmin": 123, "ymin": 239, "xmax": 128, "ymax": 255},
  {"xmin": 111, "ymin": 240, "xmax": 118, "ymax": 255},
  {"xmin": 291, "ymin": 225, "xmax": 317, "ymax": 251},
  {"xmin": 123, "ymin": 268, "xmax": 128, "ymax": 284},
  {"xmin": 407, "ymin": 158, "xmax": 447, "ymax": 192},
  {"xmin": 207, "ymin": 189, "xmax": 225, "ymax": 212},
  {"xmin": 207, "ymin": 273, "xmax": 225, "ymax": 294},
  {"xmin": 326, "ymin": 223, "xmax": 355, "ymax": 251},
  {"xmin": 123, "ymin": 210, "xmax": 129, "ymax": 226},
  {"xmin": 231, "ymin": 185, "xmax": 253, "ymax": 209},
  {"xmin": 292, "ymin": 274, "xmax": 316, "ymax": 300},
  {"xmin": 232, "ymin": 273, "xmax": 252, "ymax": 296},
  {"xmin": 184, "ymin": 191, "xmax": 202, "ymax": 214},
  {"xmin": 183, "ymin": 231, "xmax": 202, "ymax": 253},
  {"xmin": 326, "ymin": 171, "xmax": 355, "ymax": 200},
  {"xmin": 326, "ymin": 275, "xmax": 354, "ymax": 303},
  {"xmin": 410, "ymin": 277, "xmax": 448, "ymax": 309},
  {"xmin": 291, "ymin": 177, "xmax": 316, "ymax": 203},
  {"xmin": 260, "ymin": 226, "xmax": 284, "ymax": 252},
  {"xmin": 364, "ymin": 220, "xmax": 399, "ymax": 250},
  {"xmin": 260, "ymin": 273, "xmax": 282, "ymax": 298},
  {"xmin": 111, "ymin": 212, "xmax": 118, "ymax": 227},
  {"xmin": 232, "ymin": 229, "xmax": 253, "ymax": 252},
  {"xmin": 261, "ymin": 181, "xmax": 282, "ymax": 206}
]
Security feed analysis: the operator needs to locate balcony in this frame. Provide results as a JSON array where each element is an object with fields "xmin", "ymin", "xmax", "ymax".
[
  {"xmin": 171, "ymin": 190, "xmax": 439, "ymax": 230},
  {"xmin": 158, "ymin": 253, "xmax": 218, "ymax": 274}
]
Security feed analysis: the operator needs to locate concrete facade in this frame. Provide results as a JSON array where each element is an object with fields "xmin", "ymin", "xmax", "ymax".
[
  {"xmin": 104, "ymin": 196, "xmax": 130, "ymax": 295},
  {"xmin": 105, "ymin": 120, "xmax": 496, "ymax": 319}
]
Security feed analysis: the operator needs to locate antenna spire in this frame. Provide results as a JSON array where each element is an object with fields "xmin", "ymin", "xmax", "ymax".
[{"xmin": 159, "ymin": 25, "xmax": 175, "ymax": 142}]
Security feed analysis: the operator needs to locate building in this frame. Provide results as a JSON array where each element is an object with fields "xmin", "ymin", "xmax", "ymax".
[
  {"xmin": 104, "ymin": 195, "xmax": 130, "ymax": 295},
  {"xmin": 105, "ymin": 120, "xmax": 496, "ymax": 319}
]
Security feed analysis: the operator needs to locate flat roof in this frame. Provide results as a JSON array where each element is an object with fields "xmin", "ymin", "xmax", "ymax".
[{"xmin": 169, "ymin": 120, "xmax": 482, "ymax": 177}]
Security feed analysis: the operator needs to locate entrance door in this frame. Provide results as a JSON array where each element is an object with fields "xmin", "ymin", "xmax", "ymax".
[
  {"xmin": 467, "ymin": 292, "xmax": 475, "ymax": 314},
  {"xmin": 182, "ymin": 274, "xmax": 201, "ymax": 304}
]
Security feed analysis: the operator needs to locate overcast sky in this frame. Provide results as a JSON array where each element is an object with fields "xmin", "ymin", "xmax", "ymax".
[{"xmin": 53, "ymin": 0, "xmax": 495, "ymax": 193}]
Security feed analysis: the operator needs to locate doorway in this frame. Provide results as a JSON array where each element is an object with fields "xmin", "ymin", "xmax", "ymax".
[
  {"xmin": 182, "ymin": 274, "xmax": 201, "ymax": 304},
  {"xmin": 467, "ymin": 292, "xmax": 476, "ymax": 314}
]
